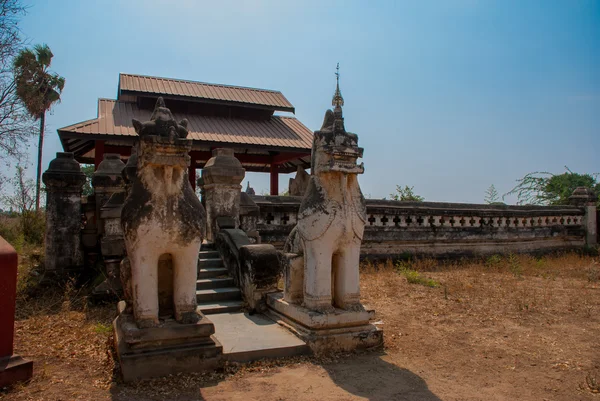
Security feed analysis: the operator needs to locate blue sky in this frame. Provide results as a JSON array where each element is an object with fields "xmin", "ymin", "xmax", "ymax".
[{"xmin": 16, "ymin": 0, "xmax": 600, "ymax": 203}]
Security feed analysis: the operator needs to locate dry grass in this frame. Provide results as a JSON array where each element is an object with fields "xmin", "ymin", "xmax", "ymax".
[
  {"xmin": 2, "ymin": 250, "xmax": 600, "ymax": 400},
  {"xmin": 360, "ymin": 252, "xmax": 600, "ymax": 400}
]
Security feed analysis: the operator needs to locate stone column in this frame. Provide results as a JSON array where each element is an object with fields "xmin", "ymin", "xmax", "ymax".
[
  {"xmin": 42, "ymin": 152, "xmax": 86, "ymax": 273},
  {"xmin": 92, "ymin": 153, "xmax": 125, "ymax": 236},
  {"xmin": 201, "ymin": 148, "xmax": 245, "ymax": 242},
  {"xmin": 569, "ymin": 187, "xmax": 598, "ymax": 246},
  {"xmin": 92, "ymin": 154, "xmax": 126, "ymax": 295},
  {"xmin": 89, "ymin": 154, "xmax": 126, "ymax": 291}
]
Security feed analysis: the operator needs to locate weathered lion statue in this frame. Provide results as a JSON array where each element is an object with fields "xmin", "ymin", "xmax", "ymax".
[
  {"xmin": 284, "ymin": 104, "xmax": 366, "ymax": 313},
  {"xmin": 121, "ymin": 97, "xmax": 206, "ymax": 328}
]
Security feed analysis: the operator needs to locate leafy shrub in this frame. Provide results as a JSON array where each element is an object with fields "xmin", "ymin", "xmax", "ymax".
[
  {"xmin": 395, "ymin": 260, "xmax": 440, "ymax": 287},
  {"xmin": 485, "ymin": 254, "xmax": 502, "ymax": 269}
]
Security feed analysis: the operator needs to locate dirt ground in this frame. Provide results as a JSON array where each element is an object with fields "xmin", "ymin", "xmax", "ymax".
[{"xmin": 2, "ymin": 252, "xmax": 600, "ymax": 401}]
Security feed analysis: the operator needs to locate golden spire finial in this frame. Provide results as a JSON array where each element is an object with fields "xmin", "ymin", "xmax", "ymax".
[{"xmin": 332, "ymin": 63, "xmax": 344, "ymax": 108}]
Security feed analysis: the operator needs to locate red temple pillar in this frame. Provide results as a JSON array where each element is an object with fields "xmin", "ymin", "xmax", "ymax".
[
  {"xmin": 270, "ymin": 163, "xmax": 279, "ymax": 195},
  {"xmin": 94, "ymin": 140, "xmax": 105, "ymax": 170},
  {"xmin": 188, "ymin": 157, "xmax": 197, "ymax": 191},
  {"xmin": 0, "ymin": 236, "xmax": 33, "ymax": 387}
]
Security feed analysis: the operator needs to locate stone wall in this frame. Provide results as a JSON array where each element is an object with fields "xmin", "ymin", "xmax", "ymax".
[{"xmin": 242, "ymin": 196, "xmax": 590, "ymax": 259}]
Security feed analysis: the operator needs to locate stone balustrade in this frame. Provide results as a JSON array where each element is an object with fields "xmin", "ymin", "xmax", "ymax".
[{"xmin": 242, "ymin": 196, "xmax": 589, "ymax": 259}]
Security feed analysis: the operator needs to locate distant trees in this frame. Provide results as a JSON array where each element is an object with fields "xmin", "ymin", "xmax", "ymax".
[
  {"xmin": 504, "ymin": 167, "xmax": 600, "ymax": 206},
  {"xmin": 14, "ymin": 43, "xmax": 65, "ymax": 210},
  {"xmin": 0, "ymin": 0, "xmax": 35, "ymax": 182},
  {"xmin": 0, "ymin": 165, "xmax": 44, "ymax": 245},
  {"xmin": 484, "ymin": 184, "xmax": 502, "ymax": 204},
  {"xmin": 389, "ymin": 185, "xmax": 424, "ymax": 202},
  {"xmin": 81, "ymin": 164, "xmax": 94, "ymax": 196}
]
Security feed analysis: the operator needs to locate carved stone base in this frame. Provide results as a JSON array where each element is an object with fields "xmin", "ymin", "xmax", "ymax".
[
  {"xmin": 266, "ymin": 292, "xmax": 383, "ymax": 354},
  {"xmin": 113, "ymin": 305, "xmax": 223, "ymax": 382},
  {"xmin": 0, "ymin": 355, "xmax": 33, "ymax": 387}
]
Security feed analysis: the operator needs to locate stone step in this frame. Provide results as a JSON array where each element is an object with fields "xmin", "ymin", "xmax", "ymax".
[
  {"xmin": 200, "ymin": 242, "xmax": 215, "ymax": 251},
  {"xmin": 196, "ymin": 277, "xmax": 235, "ymax": 290},
  {"xmin": 198, "ymin": 258, "xmax": 224, "ymax": 268},
  {"xmin": 196, "ymin": 287, "xmax": 241, "ymax": 303},
  {"xmin": 209, "ymin": 312, "xmax": 310, "ymax": 363},
  {"xmin": 198, "ymin": 250, "xmax": 220, "ymax": 259},
  {"xmin": 198, "ymin": 267, "xmax": 229, "ymax": 279},
  {"xmin": 197, "ymin": 301, "xmax": 244, "ymax": 315}
]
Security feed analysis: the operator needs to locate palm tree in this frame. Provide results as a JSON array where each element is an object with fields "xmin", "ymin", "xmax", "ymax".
[{"xmin": 13, "ymin": 44, "xmax": 65, "ymax": 210}]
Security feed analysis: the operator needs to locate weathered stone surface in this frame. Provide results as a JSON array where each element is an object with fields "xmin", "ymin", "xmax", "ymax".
[
  {"xmin": 240, "ymin": 192, "xmax": 260, "ymax": 243},
  {"xmin": 120, "ymin": 97, "xmax": 206, "ymax": 327},
  {"xmin": 267, "ymin": 293, "xmax": 382, "ymax": 354},
  {"xmin": 91, "ymin": 155, "xmax": 127, "ymax": 296},
  {"xmin": 42, "ymin": 152, "xmax": 86, "ymax": 273},
  {"xmin": 208, "ymin": 312, "xmax": 309, "ymax": 362},
  {"xmin": 247, "ymin": 196, "xmax": 589, "ymax": 259},
  {"xmin": 288, "ymin": 166, "xmax": 310, "ymax": 196},
  {"xmin": 99, "ymin": 192, "xmax": 126, "ymax": 256},
  {"xmin": 569, "ymin": 187, "xmax": 598, "ymax": 206},
  {"xmin": 201, "ymin": 148, "xmax": 245, "ymax": 242},
  {"xmin": 113, "ymin": 307, "xmax": 222, "ymax": 382},
  {"xmin": 115, "ymin": 98, "xmax": 220, "ymax": 381},
  {"xmin": 93, "ymin": 153, "xmax": 125, "ymax": 235},
  {"xmin": 269, "ymin": 80, "xmax": 382, "ymax": 354},
  {"xmin": 215, "ymin": 228, "xmax": 280, "ymax": 312},
  {"xmin": 284, "ymin": 102, "xmax": 366, "ymax": 312},
  {"xmin": 569, "ymin": 187, "xmax": 597, "ymax": 246}
]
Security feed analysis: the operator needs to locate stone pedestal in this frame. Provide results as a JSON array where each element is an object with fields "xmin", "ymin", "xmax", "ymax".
[
  {"xmin": 113, "ymin": 302, "xmax": 222, "ymax": 382},
  {"xmin": 267, "ymin": 293, "xmax": 382, "ymax": 354},
  {"xmin": 42, "ymin": 152, "xmax": 86, "ymax": 273},
  {"xmin": 0, "ymin": 236, "xmax": 33, "ymax": 387},
  {"xmin": 201, "ymin": 148, "xmax": 245, "ymax": 242}
]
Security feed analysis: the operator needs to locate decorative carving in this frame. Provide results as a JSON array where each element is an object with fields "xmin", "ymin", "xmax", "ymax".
[
  {"xmin": 120, "ymin": 98, "xmax": 206, "ymax": 328},
  {"xmin": 284, "ymin": 88, "xmax": 366, "ymax": 312},
  {"xmin": 131, "ymin": 97, "xmax": 189, "ymax": 139}
]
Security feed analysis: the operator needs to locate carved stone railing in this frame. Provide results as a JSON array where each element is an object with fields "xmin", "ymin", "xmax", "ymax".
[{"xmin": 242, "ymin": 196, "xmax": 588, "ymax": 259}]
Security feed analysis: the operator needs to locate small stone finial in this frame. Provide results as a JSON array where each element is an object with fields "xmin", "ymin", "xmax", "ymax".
[
  {"xmin": 332, "ymin": 63, "xmax": 344, "ymax": 109},
  {"xmin": 569, "ymin": 187, "xmax": 598, "ymax": 206}
]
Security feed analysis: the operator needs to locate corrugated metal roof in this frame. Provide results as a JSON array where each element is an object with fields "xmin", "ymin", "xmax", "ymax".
[
  {"xmin": 119, "ymin": 73, "xmax": 295, "ymax": 112},
  {"xmin": 59, "ymin": 99, "xmax": 313, "ymax": 151}
]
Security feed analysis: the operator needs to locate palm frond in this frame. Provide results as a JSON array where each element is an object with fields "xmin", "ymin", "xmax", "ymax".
[{"xmin": 33, "ymin": 43, "xmax": 52, "ymax": 68}]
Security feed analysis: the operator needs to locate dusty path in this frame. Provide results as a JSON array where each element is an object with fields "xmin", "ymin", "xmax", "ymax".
[{"xmin": 2, "ymin": 253, "xmax": 599, "ymax": 400}]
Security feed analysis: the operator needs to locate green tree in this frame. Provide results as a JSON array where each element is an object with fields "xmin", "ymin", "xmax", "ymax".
[
  {"xmin": 484, "ymin": 184, "xmax": 500, "ymax": 204},
  {"xmin": 389, "ymin": 185, "xmax": 424, "ymax": 202},
  {"xmin": 504, "ymin": 167, "xmax": 600, "ymax": 205},
  {"xmin": 13, "ymin": 44, "xmax": 65, "ymax": 210},
  {"xmin": 81, "ymin": 164, "xmax": 94, "ymax": 196}
]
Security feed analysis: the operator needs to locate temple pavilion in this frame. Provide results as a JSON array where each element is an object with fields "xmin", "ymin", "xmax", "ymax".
[{"xmin": 57, "ymin": 73, "xmax": 313, "ymax": 194}]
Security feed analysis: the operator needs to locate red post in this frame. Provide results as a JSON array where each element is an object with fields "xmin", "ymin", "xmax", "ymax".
[
  {"xmin": 270, "ymin": 163, "xmax": 279, "ymax": 195},
  {"xmin": 94, "ymin": 140, "xmax": 105, "ymax": 170},
  {"xmin": 0, "ymin": 236, "xmax": 33, "ymax": 387},
  {"xmin": 189, "ymin": 159, "xmax": 197, "ymax": 191}
]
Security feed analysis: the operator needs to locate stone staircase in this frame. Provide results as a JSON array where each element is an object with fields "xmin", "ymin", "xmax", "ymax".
[{"xmin": 196, "ymin": 243, "xmax": 243, "ymax": 315}]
